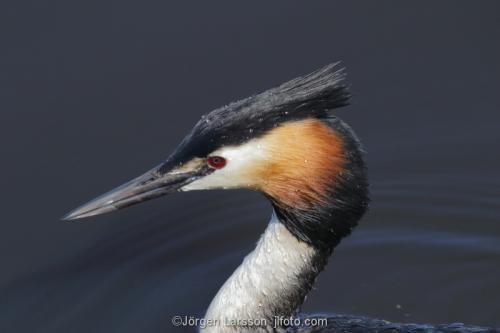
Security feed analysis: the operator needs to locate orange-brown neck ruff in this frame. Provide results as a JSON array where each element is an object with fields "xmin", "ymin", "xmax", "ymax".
[
  {"xmin": 251, "ymin": 117, "xmax": 368, "ymax": 251},
  {"xmin": 252, "ymin": 118, "xmax": 345, "ymax": 209}
]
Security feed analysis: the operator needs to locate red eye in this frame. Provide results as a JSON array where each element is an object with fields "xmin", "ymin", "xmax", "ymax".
[{"xmin": 207, "ymin": 156, "xmax": 226, "ymax": 169}]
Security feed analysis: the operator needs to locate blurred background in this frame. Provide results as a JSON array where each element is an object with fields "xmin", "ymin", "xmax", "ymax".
[{"xmin": 0, "ymin": 1, "xmax": 499, "ymax": 332}]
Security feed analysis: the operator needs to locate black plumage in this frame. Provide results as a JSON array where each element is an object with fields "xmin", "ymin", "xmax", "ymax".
[{"xmin": 160, "ymin": 63, "xmax": 350, "ymax": 172}]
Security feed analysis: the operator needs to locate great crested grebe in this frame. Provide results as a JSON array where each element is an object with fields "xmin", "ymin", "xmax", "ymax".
[{"xmin": 64, "ymin": 64, "xmax": 498, "ymax": 333}]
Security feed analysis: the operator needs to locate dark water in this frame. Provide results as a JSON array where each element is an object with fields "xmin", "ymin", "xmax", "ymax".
[{"xmin": 1, "ymin": 1, "xmax": 499, "ymax": 332}]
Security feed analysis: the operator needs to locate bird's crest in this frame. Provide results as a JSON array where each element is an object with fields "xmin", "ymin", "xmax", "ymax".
[{"xmin": 164, "ymin": 63, "xmax": 350, "ymax": 169}]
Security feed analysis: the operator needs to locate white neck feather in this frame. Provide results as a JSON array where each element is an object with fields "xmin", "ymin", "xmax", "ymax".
[{"xmin": 202, "ymin": 213, "xmax": 319, "ymax": 332}]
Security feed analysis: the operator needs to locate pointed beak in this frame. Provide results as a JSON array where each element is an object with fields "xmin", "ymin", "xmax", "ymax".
[{"xmin": 62, "ymin": 162, "xmax": 210, "ymax": 221}]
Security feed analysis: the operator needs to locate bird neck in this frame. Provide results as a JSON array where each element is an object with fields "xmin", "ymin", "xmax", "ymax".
[{"xmin": 202, "ymin": 212, "xmax": 329, "ymax": 332}]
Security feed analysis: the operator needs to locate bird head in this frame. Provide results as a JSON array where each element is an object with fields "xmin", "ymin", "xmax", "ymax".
[{"xmin": 64, "ymin": 64, "xmax": 368, "ymax": 250}]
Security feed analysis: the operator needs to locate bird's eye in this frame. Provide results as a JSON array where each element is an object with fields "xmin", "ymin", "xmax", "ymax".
[{"xmin": 207, "ymin": 156, "xmax": 226, "ymax": 169}]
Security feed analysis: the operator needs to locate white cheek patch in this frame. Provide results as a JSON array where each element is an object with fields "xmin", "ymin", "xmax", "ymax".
[{"xmin": 181, "ymin": 139, "xmax": 270, "ymax": 191}]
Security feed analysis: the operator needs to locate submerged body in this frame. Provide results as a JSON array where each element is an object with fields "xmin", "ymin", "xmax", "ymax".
[{"xmin": 64, "ymin": 64, "xmax": 499, "ymax": 332}]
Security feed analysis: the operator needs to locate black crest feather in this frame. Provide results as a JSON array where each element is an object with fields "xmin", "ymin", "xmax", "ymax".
[{"xmin": 162, "ymin": 63, "xmax": 350, "ymax": 170}]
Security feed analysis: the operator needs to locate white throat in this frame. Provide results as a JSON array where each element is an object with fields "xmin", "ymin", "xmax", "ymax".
[{"xmin": 202, "ymin": 213, "xmax": 320, "ymax": 332}]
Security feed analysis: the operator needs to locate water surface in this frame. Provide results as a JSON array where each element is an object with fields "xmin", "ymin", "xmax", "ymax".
[{"xmin": 0, "ymin": 1, "xmax": 499, "ymax": 332}]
